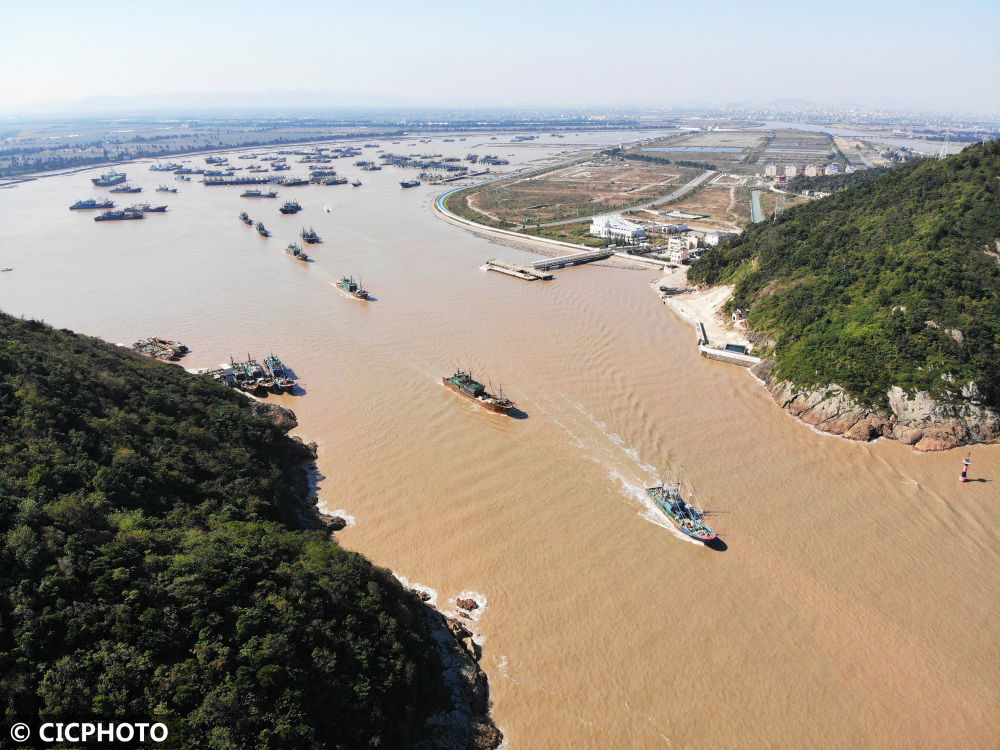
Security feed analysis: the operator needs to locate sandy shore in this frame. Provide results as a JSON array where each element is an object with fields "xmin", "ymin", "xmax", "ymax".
[{"xmin": 651, "ymin": 266, "xmax": 750, "ymax": 348}]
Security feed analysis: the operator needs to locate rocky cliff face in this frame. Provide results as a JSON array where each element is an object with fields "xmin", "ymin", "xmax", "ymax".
[{"xmin": 751, "ymin": 361, "xmax": 1000, "ymax": 451}]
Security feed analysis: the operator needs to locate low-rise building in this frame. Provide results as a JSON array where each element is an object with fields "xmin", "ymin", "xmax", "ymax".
[
  {"xmin": 803, "ymin": 164, "xmax": 822, "ymax": 177},
  {"xmin": 659, "ymin": 223, "xmax": 688, "ymax": 234},
  {"xmin": 704, "ymin": 231, "xmax": 739, "ymax": 247},
  {"xmin": 784, "ymin": 164, "xmax": 799, "ymax": 178},
  {"xmin": 764, "ymin": 164, "xmax": 778, "ymax": 177},
  {"xmin": 825, "ymin": 163, "xmax": 843, "ymax": 175},
  {"xmin": 589, "ymin": 214, "xmax": 646, "ymax": 242}
]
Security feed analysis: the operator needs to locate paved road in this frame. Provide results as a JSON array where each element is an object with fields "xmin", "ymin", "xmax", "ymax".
[
  {"xmin": 532, "ymin": 169, "xmax": 717, "ymax": 228},
  {"xmin": 750, "ymin": 189, "xmax": 763, "ymax": 223}
]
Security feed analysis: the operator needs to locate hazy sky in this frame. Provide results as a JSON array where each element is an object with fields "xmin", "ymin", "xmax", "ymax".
[{"xmin": 2, "ymin": 0, "xmax": 998, "ymax": 113}]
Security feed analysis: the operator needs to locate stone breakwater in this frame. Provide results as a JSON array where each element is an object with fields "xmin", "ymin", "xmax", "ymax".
[{"xmin": 751, "ymin": 361, "xmax": 1000, "ymax": 452}]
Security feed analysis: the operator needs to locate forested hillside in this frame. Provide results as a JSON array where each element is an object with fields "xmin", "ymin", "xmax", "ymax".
[
  {"xmin": 0, "ymin": 314, "xmax": 449, "ymax": 748},
  {"xmin": 690, "ymin": 141, "xmax": 1000, "ymax": 411}
]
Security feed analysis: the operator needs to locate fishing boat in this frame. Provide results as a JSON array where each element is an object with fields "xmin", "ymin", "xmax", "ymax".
[
  {"xmin": 280, "ymin": 178, "xmax": 309, "ymax": 186},
  {"xmin": 91, "ymin": 170, "xmax": 127, "ymax": 186},
  {"xmin": 148, "ymin": 337, "xmax": 188, "ymax": 354},
  {"xmin": 285, "ymin": 242, "xmax": 309, "ymax": 262},
  {"xmin": 279, "ymin": 200, "xmax": 302, "ymax": 214},
  {"xmin": 70, "ymin": 198, "xmax": 115, "ymax": 210},
  {"xmin": 176, "ymin": 175, "xmax": 191, "ymax": 181},
  {"xmin": 156, "ymin": 185, "xmax": 178, "ymax": 192},
  {"xmin": 94, "ymin": 209, "xmax": 144, "ymax": 221},
  {"xmin": 400, "ymin": 180, "xmax": 421, "ymax": 188},
  {"xmin": 256, "ymin": 221, "xmax": 269, "ymax": 237},
  {"xmin": 442, "ymin": 369, "xmax": 514, "ymax": 414},
  {"xmin": 351, "ymin": 179, "xmax": 362, "ymax": 187},
  {"xmin": 241, "ymin": 189, "xmax": 279, "ymax": 198},
  {"xmin": 239, "ymin": 211, "xmax": 252, "ymax": 225},
  {"xmin": 244, "ymin": 358, "xmax": 273, "ymax": 394},
  {"xmin": 132, "ymin": 203, "xmax": 168, "ymax": 212},
  {"xmin": 110, "ymin": 183, "xmax": 142, "ymax": 193},
  {"xmin": 336, "ymin": 275, "xmax": 369, "ymax": 299},
  {"xmin": 264, "ymin": 354, "xmax": 295, "ymax": 391},
  {"xmin": 645, "ymin": 475, "xmax": 717, "ymax": 542},
  {"xmin": 300, "ymin": 227, "xmax": 320, "ymax": 244}
]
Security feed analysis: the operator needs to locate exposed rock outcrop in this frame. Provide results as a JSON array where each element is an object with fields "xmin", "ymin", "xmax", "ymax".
[
  {"xmin": 751, "ymin": 360, "xmax": 1000, "ymax": 451},
  {"xmin": 417, "ymin": 609, "xmax": 503, "ymax": 750},
  {"xmin": 246, "ymin": 400, "xmax": 299, "ymax": 433}
]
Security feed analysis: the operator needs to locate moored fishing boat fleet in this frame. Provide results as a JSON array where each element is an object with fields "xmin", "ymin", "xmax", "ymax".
[{"xmin": 80, "ymin": 141, "xmax": 721, "ymax": 543}]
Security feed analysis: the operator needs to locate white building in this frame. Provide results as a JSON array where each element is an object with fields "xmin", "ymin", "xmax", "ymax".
[
  {"xmin": 589, "ymin": 214, "xmax": 646, "ymax": 242},
  {"xmin": 703, "ymin": 231, "xmax": 738, "ymax": 247},
  {"xmin": 784, "ymin": 164, "xmax": 799, "ymax": 178},
  {"xmin": 764, "ymin": 164, "xmax": 778, "ymax": 177},
  {"xmin": 803, "ymin": 164, "xmax": 822, "ymax": 177},
  {"xmin": 825, "ymin": 162, "xmax": 844, "ymax": 175},
  {"xmin": 659, "ymin": 223, "xmax": 688, "ymax": 234}
]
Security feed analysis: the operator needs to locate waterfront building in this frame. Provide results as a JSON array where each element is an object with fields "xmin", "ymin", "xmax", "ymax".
[{"xmin": 589, "ymin": 214, "xmax": 646, "ymax": 242}]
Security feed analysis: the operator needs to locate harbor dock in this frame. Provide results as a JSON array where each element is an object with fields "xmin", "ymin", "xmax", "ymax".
[{"xmin": 484, "ymin": 259, "xmax": 554, "ymax": 280}]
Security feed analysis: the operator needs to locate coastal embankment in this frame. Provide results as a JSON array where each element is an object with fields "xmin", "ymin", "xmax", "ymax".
[{"xmin": 652, "ymin": 271, "xmax": 1000, "ymax": 451}]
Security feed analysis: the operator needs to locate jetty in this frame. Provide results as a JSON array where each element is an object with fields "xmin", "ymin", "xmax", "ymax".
[
  {"xmin": 529, "ymin": 248, "xmax": 613, "ymax": 270},
  {"xmin": 484, "ymin": 259, "xmax": 553, "ymax": 281}
]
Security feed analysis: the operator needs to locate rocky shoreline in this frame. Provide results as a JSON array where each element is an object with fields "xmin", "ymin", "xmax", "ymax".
[
  {"xmin": 250, "ymin": 399, "xmax": 503, "ymax": 749},
  {"xmin": 750, "ymin": 360, "xmax": 1000, "ymax": 452},
  {"xmin": 651, "ymin": 278, "xmax": 1000, "ymax": 452}
]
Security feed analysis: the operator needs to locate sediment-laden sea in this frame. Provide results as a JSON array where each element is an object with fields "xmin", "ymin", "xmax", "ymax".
[{"xmin": 0, "ymin": 132, "xmax": 995, "ymax": 748}]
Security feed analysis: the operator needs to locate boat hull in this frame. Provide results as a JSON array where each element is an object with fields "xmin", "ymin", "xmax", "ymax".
[
  {"xmin": 645, "ymin": 487, "xmax": 717, "ymax": 541},
  {"xmin": 442, "ymin": 378, "xmax": 512, "ymax": 414}
]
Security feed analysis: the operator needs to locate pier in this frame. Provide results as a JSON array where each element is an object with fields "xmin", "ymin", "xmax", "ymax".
[
  {"xmin": 529, "ymin": 249, "xmax": 614, "ymax": 270},
  {"xmin": 484, "ymin": 259, "xmax": 553, "ymax": 280},
  {"xmin": 698, "ymin": 345, "xmax": 762, "ymax": 368}
]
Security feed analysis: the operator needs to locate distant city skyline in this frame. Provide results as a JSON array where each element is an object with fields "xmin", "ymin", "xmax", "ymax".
[{"xmin": 2, "ymin": 0, "xmax": 998, "ymax": 116}]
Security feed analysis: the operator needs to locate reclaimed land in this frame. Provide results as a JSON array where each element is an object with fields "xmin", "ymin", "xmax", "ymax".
[
  {"xmin": 443, "ymin": 156, "xmax": 702, "ymax": 229},
  {"xmin": 0, "ymin": 313, "xmax": 500, "ymax": 749},
  {"xmin": 688, "ymin": 141, "xmax": 1000, "ymax": 451}
]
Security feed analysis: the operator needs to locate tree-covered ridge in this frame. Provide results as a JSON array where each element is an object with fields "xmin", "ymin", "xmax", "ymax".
[
  {"xmin": 785, "ymin": 164, "xmax": 892, "ymax": 194},
  {"xmin": 689, "ymin": 140, "xmax": 1000, "ymax": 409},
  {"xmin": 0, "ymin": 315, "xmax": 445, "ymax": 748}
]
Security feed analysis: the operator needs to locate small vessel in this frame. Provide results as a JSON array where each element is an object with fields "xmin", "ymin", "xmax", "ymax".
[
  {"xmin": 336, "ymin": 275, "xmax": 369, "ymax": 299},
  {"xmin": 149, "ymin": 337, "xmax": 188, "ymax": 354},
  {"xmin": 256, "ymin": 221, "xmax": 269, "ymax": 237},
  {"xmin": 400, "ymin": 180, "xmax": 421, "ymax": 188},
  {"xmin": 70, "ymin": 198, "xmax": 115, "ymax": 210},
  {"xmin": 91, "ymin": 170, "xmax": 127, "ymax": 186},
  {"xmin": 1, "ymin": 267, "xmax": 12, "ymax": 272},
  {"xmin": 281, "ymin": 178, "xmax": 310, "ymax": 186},
  {"xmin": 285, "ymin": 242, "xmax": 310, "ymax": 262},
  {"xmin": 323, "ymin": 177, "xmax": 348, "ymax": 185},
  {"xmin": 132, "ymin": 203, "xmax": 168, "ymax": 212},
  {"xmin": 645, "ymin": 476, "xmax": 717, "ymax": 542},
  {"xmin": 279, "ymin": 200, "xmax": 302, "ymax": 214},
  {"xmin": 110, "ymin": 183, "xmax": 142, "ymax": 193},
  {"xmin": 442, "ymin": 369, "xmax": 514, "ymax": 413},
  {"xmin": 239, "ymin": 211, "xmax": 252, "ymax": 225},
  {"xmin": 176, "ymin": 175, "xmax": 191, "ymax": 181},
  {"xmin": 300, "ymin": 227, "xmax": 321, "ymax": 244},
  {"xmin": 156, "ymin": 185, "xmax": 178, "ymax": 192},
  {"xmin": 351, "ymin": 179, "xmax": 362, "ymax": 187},
  {"xmin": 94, "ymin": 208, "xmax": 144, "ymax": 221},
  {"xmin": 264, "ymin": 354, "xmax": 296, "ymax": 391},
  {"xmin": 241, "ymin": 189, "xmax": 278, "ymax": 198},
  {"xmin": 242, "ymin": 358, "xmax": 272, "ymax": 394}
]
